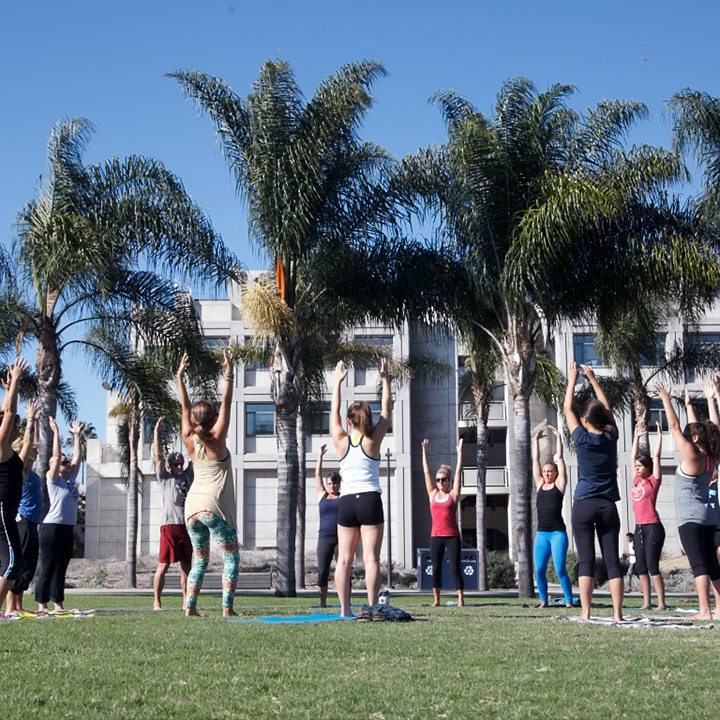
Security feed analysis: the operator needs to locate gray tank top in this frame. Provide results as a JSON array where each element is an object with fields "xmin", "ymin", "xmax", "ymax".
[{"xmin": 674, "ymin": 456, "xmax": 715, "ymax": 527}]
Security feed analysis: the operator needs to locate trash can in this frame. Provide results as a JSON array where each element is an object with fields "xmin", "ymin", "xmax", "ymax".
[{"xmin": 416, "ymin": 548, "xmax": 479, "ymax": 591}]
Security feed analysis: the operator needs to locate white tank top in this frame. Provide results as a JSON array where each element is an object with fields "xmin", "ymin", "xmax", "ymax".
[{"xmin": 339, "ymin": 435, "xmax": 381, "ymax": 495}]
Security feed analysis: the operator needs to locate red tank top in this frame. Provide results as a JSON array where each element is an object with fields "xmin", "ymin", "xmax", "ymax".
[{"xmin": 430, "ymin": 492, "xmax": 460, "ymax": 537}]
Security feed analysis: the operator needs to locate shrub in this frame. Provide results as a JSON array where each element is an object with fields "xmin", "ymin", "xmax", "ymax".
[
  {"xmin": 545, "ymin": 550, "xmax": 606, "ymax": 586},
  {"xmin": 486, "ymin": 551, "xmax": 516, "ymax": 589}
]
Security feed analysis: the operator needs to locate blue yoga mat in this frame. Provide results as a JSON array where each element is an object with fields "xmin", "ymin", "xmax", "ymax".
[{"xmin": 229, "ymin": 612, "xmax": 357, "ymax": 624}]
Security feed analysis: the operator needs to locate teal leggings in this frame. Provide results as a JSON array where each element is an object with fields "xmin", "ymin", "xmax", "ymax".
[{"xmin": 186, "ymin": 511, "xmax": 239, "ymax": 609}]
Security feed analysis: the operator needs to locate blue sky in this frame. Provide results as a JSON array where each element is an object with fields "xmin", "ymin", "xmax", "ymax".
[{"xmin": 1, "ymin": 0, "xmax": 718, "ymax": 440}]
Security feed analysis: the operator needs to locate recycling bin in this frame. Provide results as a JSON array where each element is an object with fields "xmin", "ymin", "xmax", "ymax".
[{"xmin": 416, "ymin": 547, "xmax": 478, "ymax": 591}]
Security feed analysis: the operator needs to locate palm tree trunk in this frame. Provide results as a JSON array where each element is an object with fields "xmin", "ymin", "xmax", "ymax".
[
  {"xmin": 275, "ymin": 404, "xmax": 299, "ymax": 596},
  {"xmin": 36, "ymin": 327, "xmax": 62, "ymax": 514},
  {"xmin": 295, "ymin": 413, "xmax": 307, "ymax": 589},
  {"xmin": 126, "ymin": 409, "xmax": 140, "ymax": 588},
  {"xmin": 632, "ymin": 384, "xmax": 651, "ymax": 455},
  {"xmin": 511, "ymin": 393, "xmax": 534, "ymax": 597},
  {"xmin": 474, "ymin": 418, "xmax": 489, "ymax": 591}
]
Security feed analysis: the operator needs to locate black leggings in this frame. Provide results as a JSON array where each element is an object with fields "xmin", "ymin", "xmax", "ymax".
[
  {"xmin": 678, "ymin": 523, "xmax": 720, "ymax": 580},
  {"xmin": 317, "ymin": 534, "xmax": 338, "ymax": 587},
  {"xmin": 571, "ymin": 498, "xmax": 623, "ymax": 580},
  {"xmin": 634, "ymin": 522, "xmax": 665, "ymax": 576},
  {"xmin": 34, "ymin": 523, "xmax": 74, "ymax": 604},
  {"xmin": 0, "ymin": 508, "xmax": 21, "ymax": 581},
  {"xmin": 10, "ymin": 519, "xmax": 39, "ymax": 593},
  {"xmin": 430, "ymin": 536, "xmax": 463, "ymax": 590}
]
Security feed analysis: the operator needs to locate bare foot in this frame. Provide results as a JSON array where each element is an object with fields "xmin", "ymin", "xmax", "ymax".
[
  {"xmin": 185, "ymin": 608, "xmax": 201, "ymax": 617},
  {"xmin": 639, "ymin": 605, "xmax": 651, "ymax": 611},
  {"xmin": 579, "ymin": 611, "xmax": 591, "ymax": 621},
  {"xmin": 153, "ymin": 602, "xmax": 162, "ymax": 611},
  {"xmin": 54, "ymin": 605, "xmax": 66, "ymax": 613},
  {"xmin": 431, "ymin": 602, "xmax": 440, "ymax": 607},
  {"xmin": 656, "ymin": 604, "xmax": 668, "ymax": 611},
  {"xmin": 613, "ymin": 614, "xmax": 624, "ymax": 622},
  {"xmin": 536, "ymin": 602, "xmax": 548, "ymax": 608},
  {"xmin": 340, "ymin": 612, "xmax": 355, "ymax": 618},
  {"xmin": 691, "ymin": 611, "xmax": 712, "ymax": 620},
  {"xmin": 223, "ymin": 608, "xmax": 238, "ymax": 618},
  {"xmin": 457, "ymin": 601, "xmax": 465, "ymax": 607}
]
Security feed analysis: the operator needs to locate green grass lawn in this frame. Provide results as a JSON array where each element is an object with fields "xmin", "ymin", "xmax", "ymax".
[{"xmin": 2, "ymin": 593, "xmax": 716, "ymax": 719}]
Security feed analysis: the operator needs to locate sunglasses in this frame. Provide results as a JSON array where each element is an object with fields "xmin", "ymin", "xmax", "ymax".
[
  {"xmin": 436, "ymin": 476, "xmax": 450, "ymax": 483},
  {"xmin": 60, "ymin": 459, "xmax": 71, "ymax": 467}
]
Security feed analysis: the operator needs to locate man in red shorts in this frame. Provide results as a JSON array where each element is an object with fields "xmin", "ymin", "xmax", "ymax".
[{"xmin": 153, "ymin": 417, "xmax": 193, "ymax": 610}]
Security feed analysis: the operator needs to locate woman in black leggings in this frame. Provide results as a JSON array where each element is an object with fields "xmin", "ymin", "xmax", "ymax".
[
  {"xmin": 315, "ymin": 444, "xmax": 340, "ymax": 608},
  {"xmin": 422, "ymin": 437, "xmax": 464, "ymax": 607},
  {"xmin": 658, "ymin": 381, "xmax": 720, "ymax": 619},
  {"xmin": 630, "ymin": 420, "xmax": 666, "ymax": 610},
  {"xmin": 564, "ymin": 362, "xmax": 623, "ymax": 622}
]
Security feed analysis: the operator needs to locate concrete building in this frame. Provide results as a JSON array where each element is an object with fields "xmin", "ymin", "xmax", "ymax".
[{"xmin": 85, "ymin": 284, "xmax": 720, "ymax": 567}]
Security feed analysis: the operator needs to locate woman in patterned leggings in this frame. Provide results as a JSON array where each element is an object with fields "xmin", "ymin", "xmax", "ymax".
[{"xmin": 177, "ymin": 350, "xmax": 239, "ymax": 617}]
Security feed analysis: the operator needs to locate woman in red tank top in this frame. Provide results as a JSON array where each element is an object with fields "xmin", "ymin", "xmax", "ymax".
[{"xmin": 422, "ymin": 438, "xmax": 464, "ymax": 607}]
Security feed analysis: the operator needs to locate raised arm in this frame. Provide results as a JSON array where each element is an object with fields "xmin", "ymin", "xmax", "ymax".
[
  {"xmin": 563, "ymin": 362, "xmax": 580, "ymax": 434},
  {"xmin": 549, "ymin": 425, "xmax": 567, "ymax": 494},
  {"xmin": 211, "ymin": 349, "xmax": 234, "ymax": 443},
  {"xmin": 371, "ymin": 358, "xmax": 392, "ymax": 443},
  {"xmin": 580, "ymin": 364, "xmax": 612, "ymax": 414},
  {"xmin": 153, "ymin": 416, "xmax": 165, "ymax": 477},
  {"xmin": 656, "ymin": 381, "xmax": 703, "ymax": 473},
  {"xmin": 684, "ymin": 387, "xmax": 698, "ymax": 424},
  {"xmin": 421, "ymin": 438, "xmax": 434, "ymax": 499},
  {"xmin": 0, "ymin": 358, "xmax": 27, "ymax": 460},
  {"xmin": 176, "ymin": 353, "xmax": 194, "ymax": 453},
  {"xmin": 19, "ymin": 400, "xmax": 37, "ymax": 467},
  {"xmin": 451, "ymin": 437, "xmax": 464, "ymax": 502},
  {"xmin": 48, "ymin": 416, "xmax": 62, "ymax": 480},
  {"xmin": 703, "ymin": 380, "xmax": 720, "ymax": 428},
  {"xmin": 532, "ymin": 427, "xmax": 544, "ymax": 488},
  {"xmin": 653, "ymin": 421, "xmax": 663, "ymax": 482},
  {"xmin": 68, "ymin": 421, "xmax": 83, "ymax": 479},
  {"xmin": 330, "ymin": 361, "xmax": 348, "ymax": 455},
  {"xmin": 631, "ymin": 420, "xmax": 646, "ymax": 462},
  {"xmin": 315, "ymin": 444, "xmax": 328, "ymax": 499}
]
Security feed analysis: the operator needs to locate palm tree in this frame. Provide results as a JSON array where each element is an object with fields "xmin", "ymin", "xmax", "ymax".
[
  {"xmin": 399, "ymin": 79, "xmax": 713, "ymax": 596},
  {"xmin": 170, "ymin": 60, "xmax": 398, "ymax": 596},
  {"xmin": 1, "ymin": 118, "xmax": 238, "ymax": 504}
]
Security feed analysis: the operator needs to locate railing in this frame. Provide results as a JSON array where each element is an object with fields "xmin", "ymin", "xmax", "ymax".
[
  {"xmin": 458, "ymin": 400, "xmax": 506, "ymax": 423},
  {"xmin": 461, "ymin": 466, "xmax": 508, "ymax": 488}
]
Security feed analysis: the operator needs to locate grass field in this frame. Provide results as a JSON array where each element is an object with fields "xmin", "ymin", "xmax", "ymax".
[{"xmin": 2, "ymin": 593, "xmax": 717, "ymax": 719}]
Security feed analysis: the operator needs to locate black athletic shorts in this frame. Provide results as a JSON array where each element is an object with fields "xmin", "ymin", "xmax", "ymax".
[{"xmin": 337, "ymin": 491, "xmax": 384, "ymax": 527}]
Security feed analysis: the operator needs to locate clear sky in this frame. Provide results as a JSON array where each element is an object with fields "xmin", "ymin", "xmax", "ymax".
[{"xmin": 1, "ymin": 0, "xmax": 718, "ymax": 440}]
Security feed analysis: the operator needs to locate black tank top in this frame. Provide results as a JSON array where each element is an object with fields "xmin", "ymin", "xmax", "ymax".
[
  {"xmin": 536, "ymin": 485, "xmax": 566, "ymax": 532},
  {"xmin": 0, "ymin": 451, "xmax": 24, "ymax": 514}
]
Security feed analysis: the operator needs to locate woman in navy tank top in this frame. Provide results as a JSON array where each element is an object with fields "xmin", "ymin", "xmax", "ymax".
[{"xmin": 314, "ymin": 443, "xmax": 340, "ymax": 607}]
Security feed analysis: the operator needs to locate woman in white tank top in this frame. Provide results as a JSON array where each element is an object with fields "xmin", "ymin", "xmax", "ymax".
[{"xmin": 330, "ymin": 359, "xmax": 392, "ymax": 617}]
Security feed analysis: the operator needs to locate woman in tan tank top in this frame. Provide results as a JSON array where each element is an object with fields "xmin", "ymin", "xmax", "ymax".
[{"xmin": 177, "ymin": 351, "xmax": 239, "ymax": 618}]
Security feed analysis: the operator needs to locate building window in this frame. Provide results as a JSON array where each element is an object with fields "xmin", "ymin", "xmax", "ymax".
[
  {"xmin": 573, "ymin": 333, "xmax": 603, "ymax": 367},
  {"xmin": 204, "ymin": 336, "xmax": 229, "ymax": 349},
  {"xmin": 648, "ymin": 399, "xmax": 669, "ymax": 432},
  {"xmin": 309, "ymin": 402, "xmax": 331, "ymax": 435},
  {"xmin": 639, "ymin": 334, "xmax": 667, "ymax": 367},
  {"xmin": 242, "ymin": 337, "xmax": 270, "ymax": 371},
  {"xmin": 685, "ymin": 333, "xmax": 720, "ymax": 383},
  {"xmin": 245, "ymin": 404, "xmax": 276, "ymax": 436},
  {"xmin": 354, "ymin": 336, "xmax": 393, "ymax": 385},
  {"xmin": 368, "ymin": 401, "xmax": 392, "ymax": 435}
]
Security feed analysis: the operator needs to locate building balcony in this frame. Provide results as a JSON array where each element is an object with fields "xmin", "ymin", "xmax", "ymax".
[{"xmin": 461, "ymin": 466, "xmax": 508, "ymax": 489}]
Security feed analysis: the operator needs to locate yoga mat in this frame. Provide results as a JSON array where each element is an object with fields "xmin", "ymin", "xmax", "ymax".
[
  {"xmin": 557, "ymin": 614, "xmax": 715, "ymax": 629},
  {"xmin": 230, "ymin": 612, "xmax": 357, "ymax": 624}
]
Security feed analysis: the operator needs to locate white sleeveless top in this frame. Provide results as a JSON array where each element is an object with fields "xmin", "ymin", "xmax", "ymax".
[{"xmin": 339, "ymin": 435, "xmax": 381, "ymax": 495}]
